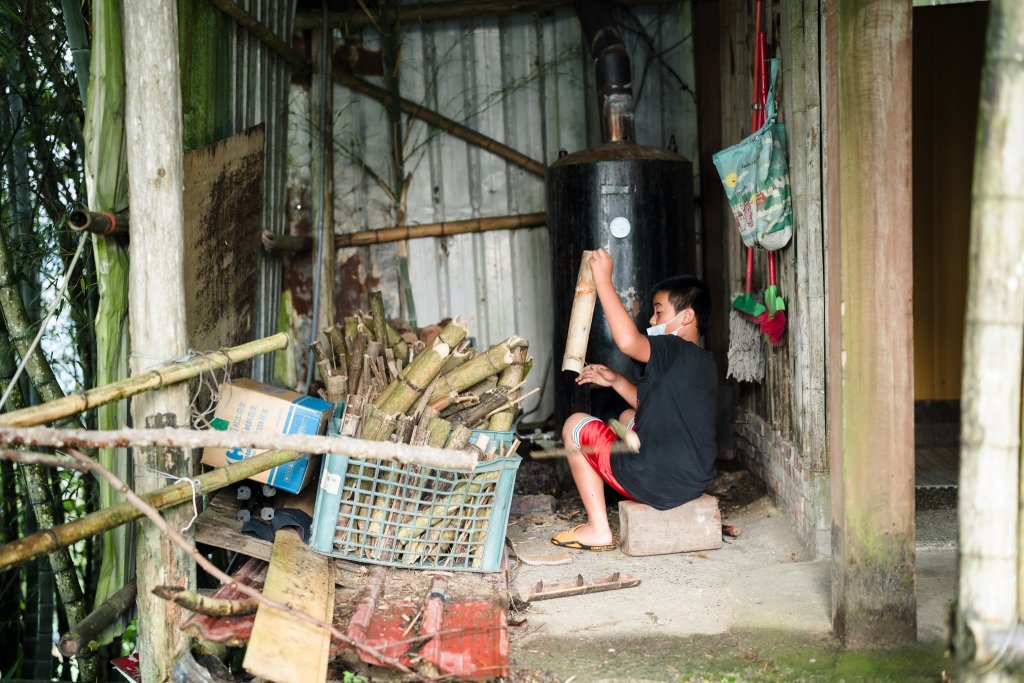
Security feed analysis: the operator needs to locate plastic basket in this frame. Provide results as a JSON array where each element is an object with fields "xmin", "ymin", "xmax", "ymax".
[
  {"xmin": 469, "ymin": 429, "xmax": 516, "ymax": 457},
  {"xmin": 309, "ymin": 452, "xmax": 520, "ymax": 572}
]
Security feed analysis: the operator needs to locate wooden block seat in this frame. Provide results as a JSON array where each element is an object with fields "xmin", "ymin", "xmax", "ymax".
[{"xmin": 618, "ymin": 494, "xmax": 722, "ymax": 556}]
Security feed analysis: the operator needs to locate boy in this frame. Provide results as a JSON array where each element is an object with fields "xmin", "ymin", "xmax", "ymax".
[{"xmin": 551, "ymin": 248, "xmax": 718, "ymax": 551}]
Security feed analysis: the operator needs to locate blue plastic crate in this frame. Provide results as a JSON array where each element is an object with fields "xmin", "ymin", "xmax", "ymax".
[
  {"xmin": 469, "ymin": 429, "xmax": 517, "ymax": 457},
  {"xmin": 310, "ymin": 452, "xmax": 520, "ymax": 572}
]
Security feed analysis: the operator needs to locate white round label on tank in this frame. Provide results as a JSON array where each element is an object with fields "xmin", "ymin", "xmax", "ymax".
[{"xmin": 609, "ymin": 216, "xmax": 631, "ymax": 239}]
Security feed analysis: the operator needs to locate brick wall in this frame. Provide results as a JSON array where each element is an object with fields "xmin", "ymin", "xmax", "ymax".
[{"xmin": 734, "ymin": 409, "xmax": 831, "ymax": 557}]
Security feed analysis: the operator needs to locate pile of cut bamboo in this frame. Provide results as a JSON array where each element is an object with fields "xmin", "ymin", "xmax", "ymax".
[
  {"xmin": 311, "ymin": 291, "xmax": 532, "ymax": 457},
  {"xmin": 309, "ymin": 290, "xmax": 533, "ymax": 569}
]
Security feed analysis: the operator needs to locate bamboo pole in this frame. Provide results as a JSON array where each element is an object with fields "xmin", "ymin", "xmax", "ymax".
[
  {"xmin": 429, "ymin": 337, "xmax": 525, "ymax": 410},
  {"xmin": 207, "ymin": 0, "xmax": 307, "ymax": 72},
  {"xmin": 488, "ymin": 345, "xmax": 530, "ymax": 431},
  {"xmin": 58, "ymin": 579, "xmax": 137, "ymax": 657},
  {"xmin": 67, "ymin": 208, "xmax": 129, "ymax": 238},
  {"xmin": 957, "ymin": 0, "xmax": 1024, "ymax": 678},
  {"xmin": 335, "ymin": 212, "xmax": 546, "ymax": 248},
  {"xmin": 374, "ymin": 318, "xmax": 469, "ymax": 414},
  {"xmin": 334, "ymin": 70, "xmax": 546, "ymax": 178},
  {"xmin": 0, "ymin": 426, "xmax": 478, "ymax": 470},
  {"xmin": 0, "ymin": 333, "xmax": 290, "ymax": 428},
  {"xmin": 562, "ymin": 250, "xmax": 596, "ymax": 374},
  {"xmin": 294, "ymin": 0, "xmax": 681, "ymax": 30},
  {"xmin": 0, "ymin": 449, "xmax": 303, "ymax": 572},
  {"xmin": 200, "ymin": 3, "xmax": 544, "ymax": 180}
]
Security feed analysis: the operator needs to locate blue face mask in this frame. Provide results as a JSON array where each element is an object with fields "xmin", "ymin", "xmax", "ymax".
[{"xmin": 646, "ymin": 309, "xmax": 685, "ymax": 337}]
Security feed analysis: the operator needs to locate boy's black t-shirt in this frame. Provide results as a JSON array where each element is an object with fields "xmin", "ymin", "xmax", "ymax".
[{"xmin": 609, "ymin": 334, "xmax": 718, "ymax": 510}]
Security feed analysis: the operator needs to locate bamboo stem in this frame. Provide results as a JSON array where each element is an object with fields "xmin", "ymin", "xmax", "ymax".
[
  {"xmin": 429, "ymin": 336, "xmax": 524, "ymax": 410},
  {"xmin": 57, "ymin": 578, "xmax": 137, "ymax": 657},
  {"xmin": 488, "ymin": 346, "xmax": 530, "ymax": 431},
  {"xmin": 335, "ymin": 212, "xmax": 546, "ymax": 248},
  {"xmin": 0, "ymin": 449, "xmax": 303, "ymax": 572},
  {"xmin": 67, "ymin": 208, "xmax": 129, "ymax": 238},
  {"xmin": 562, "ymin": 250, "xmax": 596, "ymax": 374},
  {"xmin": 0, "ymin": 426, "xmax": 477, "ymax": 470},
  {"xmin": 207, "ymin": 0, "xmax": 308, "ymax": 72},
  {"xmin": 0, "ymin": 333, "xmax": 290, "ymax": 428},
  {"xmin": 335, "ymin": 70, "xmax": 546, "ymax": 178},
  {"xmin": 294, "ymin": 0, "xmax": 679, "ymax": 30},
  {"xmin": 151, "ymin": 585, "xmax": 257, "ymax": 616}
]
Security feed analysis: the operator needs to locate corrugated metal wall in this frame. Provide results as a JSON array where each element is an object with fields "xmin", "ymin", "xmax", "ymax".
[
  {"xmin": 289, "ymin": 2, "xmax": 697, "ymax": 425},
  {"xmin": 225, "ymin": 0, "xmax": 296, "ymax": 382}
]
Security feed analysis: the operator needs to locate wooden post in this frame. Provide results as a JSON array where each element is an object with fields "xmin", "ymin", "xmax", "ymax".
[
  {"xmin": 956, "ymin": 1, "xmax": 1024, "ymax": 680},
  {"xmin": 828, "ymin": 0, "xmax": 916, "ymax": 647},
  {"xmin": 122, "ymin": 1, "xmax": 193, "ymax": 678}
]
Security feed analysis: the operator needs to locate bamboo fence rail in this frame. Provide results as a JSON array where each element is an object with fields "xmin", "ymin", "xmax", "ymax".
[
  {"xmin": 335, "ymin": 212, "xmax": 546, "ymax": 248},
  {"xmin": 0, "ymin": 449, "xmax": 303, "ymax": 572},
  {"xmin": 0, "ymin": 333, "xmax": 290, "ymax": 427}
]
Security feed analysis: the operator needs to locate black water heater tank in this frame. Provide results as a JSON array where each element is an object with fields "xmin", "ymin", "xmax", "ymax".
[{"xmin": 546, "ymin": 142, "xmax": 695, "ymax": 427}]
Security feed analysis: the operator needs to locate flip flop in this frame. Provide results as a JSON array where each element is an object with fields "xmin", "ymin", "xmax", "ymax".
[{"xmin": 551, "ymin": 525, "xmax": 616, "ymax": 552}]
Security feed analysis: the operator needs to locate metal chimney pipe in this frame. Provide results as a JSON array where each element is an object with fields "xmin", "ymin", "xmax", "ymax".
[{"xmin": 574, "ymin": 0, "xmax": 634, "ymax": 143}]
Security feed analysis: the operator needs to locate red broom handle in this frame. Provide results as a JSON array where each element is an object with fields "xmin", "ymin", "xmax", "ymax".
[
  {"xmin": 768, "ymin": 250, "xmax": 777, "ymax": 286},
  {"xmin": 751, "ymin": 0, "xmax": 763, "ymax": 132},
  {"xmin": 757, "ymin": 31, "xmax": 768, "ymax": 128},
  {"xmin": 745, "ymin": 247, "xmax": 755, "ymax": 294},
  {"xmin": 743, "ymin": 1, "xmax": 765, "ymax": 288}
]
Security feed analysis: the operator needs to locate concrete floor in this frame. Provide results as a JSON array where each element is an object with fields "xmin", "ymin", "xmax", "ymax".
[{"xmin": 504, "ymin": 490, "xmax": 958, "ymax": 682}]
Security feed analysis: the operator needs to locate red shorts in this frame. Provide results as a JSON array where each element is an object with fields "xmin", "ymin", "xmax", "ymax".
[{"xmin": 569, "ymin": 416, "xmax": 636, "ymax": 500}]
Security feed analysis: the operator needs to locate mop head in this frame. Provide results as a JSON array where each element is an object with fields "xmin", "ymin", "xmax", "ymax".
[{"xmin": 727, "ymin": 306, "xmax": 765, "ymax": 383}]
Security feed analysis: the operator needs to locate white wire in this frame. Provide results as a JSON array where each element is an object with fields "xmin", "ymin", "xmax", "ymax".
[{"xmin": 0, "ymin": 231, "xmax": 89, "ymax": 412}]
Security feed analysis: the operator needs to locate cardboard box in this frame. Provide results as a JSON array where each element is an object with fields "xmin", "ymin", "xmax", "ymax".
[{"xmin": 202, "ymin": 378, "xmax": 335, "ymax": 494}]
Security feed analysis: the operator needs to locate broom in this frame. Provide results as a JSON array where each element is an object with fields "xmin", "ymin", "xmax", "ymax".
[{"xmin": 757, "ymin": 26, "xmax": 786, "ymax": 348}]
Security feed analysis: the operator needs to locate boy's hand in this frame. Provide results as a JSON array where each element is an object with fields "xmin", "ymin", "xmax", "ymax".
[
  {"xmin": 589, "ymin": 248, "xmax": 613, "ymax": 286},
  {"xmin": 576, "ymin": 363, "xmax": 617, "ymax": 387}
]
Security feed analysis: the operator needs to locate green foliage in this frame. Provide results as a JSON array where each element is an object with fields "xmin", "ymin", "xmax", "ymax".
[
  {"xmin": 341, "ymin": 670, "xmax": 369, "ymax": 683},
  {"xmin": 0, "ymin": 0, "xmax": 100, "ymax": 679}
]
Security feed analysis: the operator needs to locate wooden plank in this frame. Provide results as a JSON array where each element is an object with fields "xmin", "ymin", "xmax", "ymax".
[
  {"xmin": 242, "ymin": 528, "xmax": 334, "ymax": 683},
  {"xmin": 182, "ymin": 126, "xmax": 263, "ymax": 356}
]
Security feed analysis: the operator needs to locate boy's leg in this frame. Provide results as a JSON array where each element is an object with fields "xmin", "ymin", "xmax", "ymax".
[{"xmin": 559, "ymin": 412, "xmax": 615, "ymax": 547}]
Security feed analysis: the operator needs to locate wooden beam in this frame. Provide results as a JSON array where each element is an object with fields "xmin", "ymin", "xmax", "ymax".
[
  {"xmin": 294, "ymin": 0, "xmax": 682, "ymax": 31},
  {"xmin": 123, "ymin": 1, "xmax": 194, "ymax": 675},
  {"xmin": 829, "ymin": 0, "xmax": 915, "ymax": 647}
]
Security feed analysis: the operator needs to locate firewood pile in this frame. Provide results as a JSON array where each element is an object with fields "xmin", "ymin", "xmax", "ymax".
[{"xmin": 307, "ymin": 291, "xmax": 532, "ymax": 570}]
